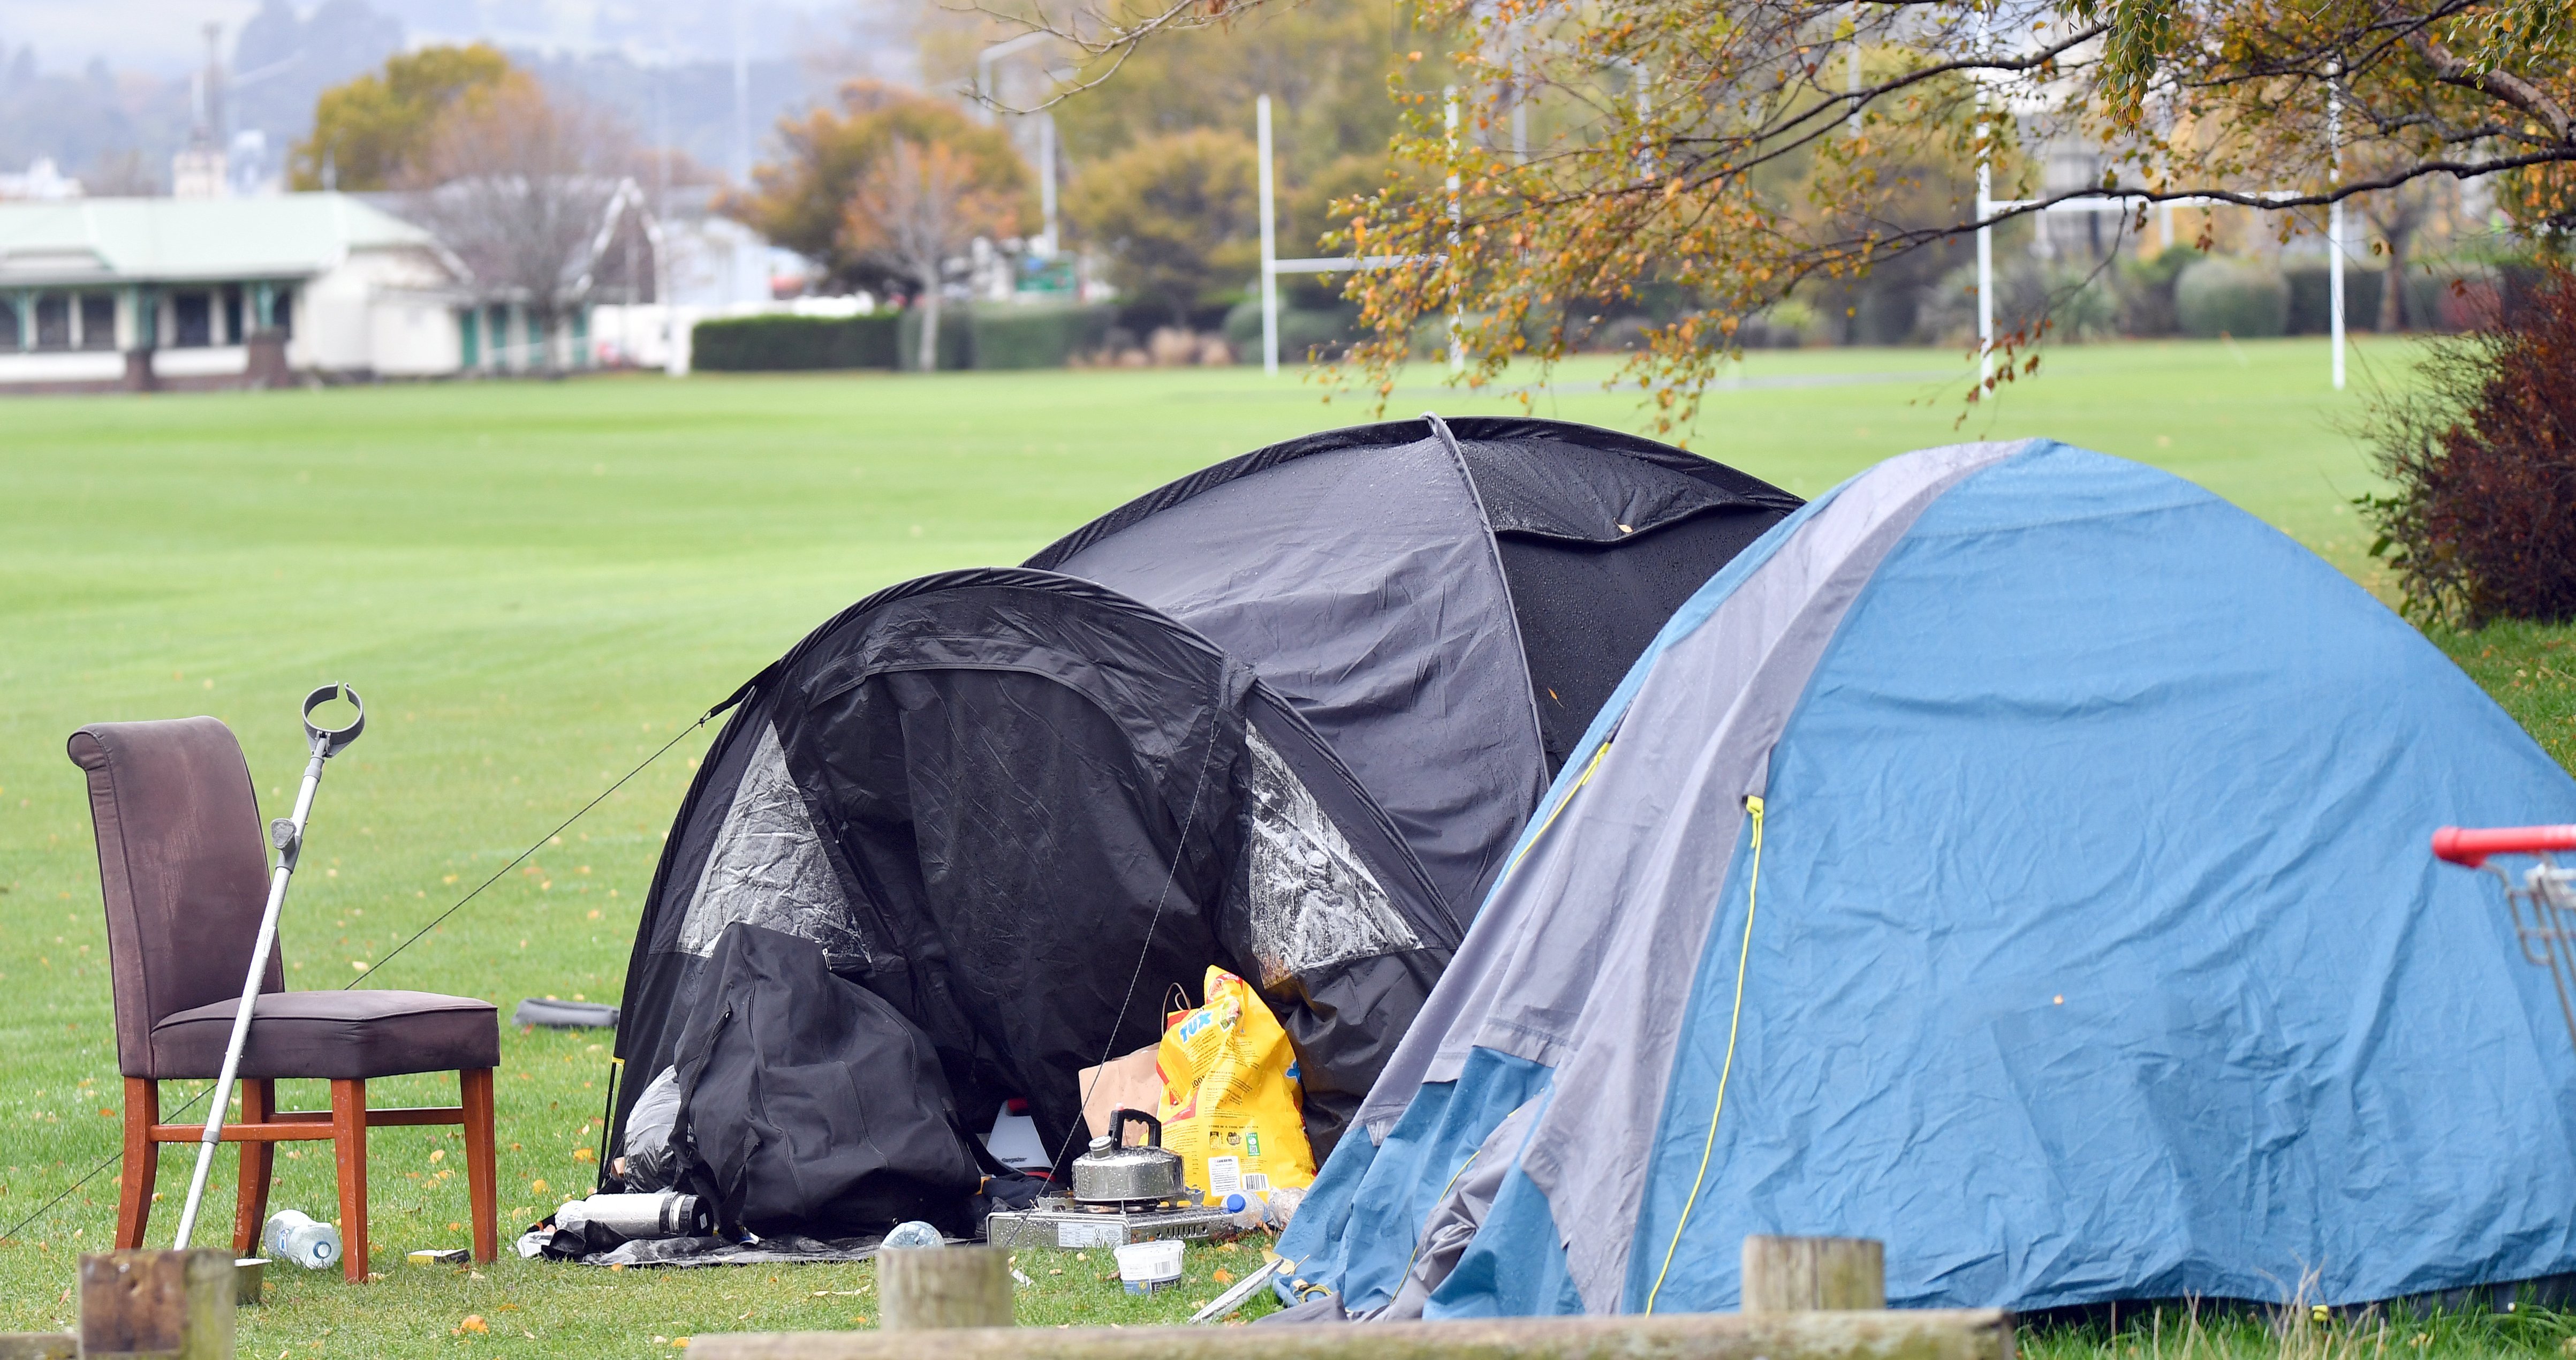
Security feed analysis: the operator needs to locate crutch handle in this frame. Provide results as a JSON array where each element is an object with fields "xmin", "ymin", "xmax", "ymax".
[
  {"xmin": 2433, "ymin": 825, "xmax": 2576, "ymax": 868},
  {"xmin": 301, "ymin": 683, "xmax": 365, "ymax": 757}
]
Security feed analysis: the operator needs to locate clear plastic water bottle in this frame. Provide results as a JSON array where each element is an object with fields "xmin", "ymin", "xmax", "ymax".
[
  {"xmin": 262, "ymin": 1209, "xmax": 343, "ymax": 1271},
  {"xmin": 1221, "ymin": 1186, "xmax": 1305, "ymax": 1231},
  {"xmin": 882, "ymin": 1220, "xmax": 944, "ymax": 1249},
  {"xmin": 1222, "ymin": 1190, "xmax": 1269, "ymax": 1231}
]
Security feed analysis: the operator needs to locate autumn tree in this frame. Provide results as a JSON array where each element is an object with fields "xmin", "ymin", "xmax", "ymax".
[
  {"xmin": 401, "ymin": 73, "xmax": 641, "ymax": 371},
  {"xmin": 290, "ymin": 43, "xmax": 508, "ymax": 191},
  {"xmin": 1008, "ymin": 0, "xmax": 2576, "ymax": 431},
  {"xmin": 1064, "ymin": 130, "xmax": 1262, "ymax": 324},
  {"xmin": 846, "ymin": 138, "xmax": 1024, "ymax": 369},
  {"xmin": 734, "ymin": 81, "xmax": 1031, "ymax": 294},
  {"xmin": 1046, "ymin": 4, "xmax": 1415, "ymax": 178}
]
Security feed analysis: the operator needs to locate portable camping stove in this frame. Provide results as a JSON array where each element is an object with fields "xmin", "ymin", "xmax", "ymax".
[
  {"xmin": 2435, "ymin": 824, "xmax": 2576, "ymax": 1051},
  {"xmin": 988, "ymin": 1108, "xmax": 1237, "ymax": 1249},
  {"xmin": 986, "ymin": 1192, "xmax": 1237, "ymax": 1250}
]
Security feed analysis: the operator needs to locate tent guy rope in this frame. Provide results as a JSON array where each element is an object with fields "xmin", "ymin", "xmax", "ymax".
[{"xmin": 348, "ymin": 706, "xmax": 721, "ymax": 991}]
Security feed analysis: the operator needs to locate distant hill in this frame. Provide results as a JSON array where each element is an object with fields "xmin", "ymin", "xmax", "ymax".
[{"xmin": 0, "ymin": 0, "xmax": 916, "ymax": 187}]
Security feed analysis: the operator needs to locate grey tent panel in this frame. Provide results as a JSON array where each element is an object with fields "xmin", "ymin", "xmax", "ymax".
[
  {"xmin": 1510, "ymin": 442, "xmax": 2024, "ymax": 1309},
  {"xmin": 1380, "ymin": 1095, "xmax": 1546, "ymax": 1319},
  {"xmin": 1046, "ymin": 435, "xmax": 1549, "ymax": 928}
]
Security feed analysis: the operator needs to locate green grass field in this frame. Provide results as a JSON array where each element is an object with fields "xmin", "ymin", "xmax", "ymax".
[{"xmin": 3, "ymin": 338, "xmax": 2572, "ymax": 1355}]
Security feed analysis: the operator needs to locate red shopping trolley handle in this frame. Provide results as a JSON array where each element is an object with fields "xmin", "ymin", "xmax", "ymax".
[{"xmin": 2433, "ymin": 825, "xmax": 2576, "ymax": 867}]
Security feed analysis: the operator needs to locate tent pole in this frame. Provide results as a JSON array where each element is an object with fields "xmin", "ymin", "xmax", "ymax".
[{"xmin": 1259, "ymin": 95, "xmax": 1279, "ymax": 377}]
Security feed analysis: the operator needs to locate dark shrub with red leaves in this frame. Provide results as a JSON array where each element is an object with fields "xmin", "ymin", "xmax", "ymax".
[{"xmin": 2360, "ymin": 264, "xmax": 2576, "ymax": 626}]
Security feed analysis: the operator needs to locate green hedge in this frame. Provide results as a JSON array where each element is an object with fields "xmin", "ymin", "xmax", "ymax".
[
  {"xmin": 972, "ymin": 303, "xmax": 1119, "ymax": 369},
  {"xmin": 896, "ymin": 308, "xmax": 974, "ymax": 372},
  {"xmin": 2175, "ymin": 258, "xmax": 2289, "ymax": 339},
  {"xmin": 691, "ymin": 313, "xmax": 898, "ymax": 371},
  {"xmin": 2284, "ymin": 265, "xmax": 2384, "ymax": 335},
  {"xmin": 1222, "ymin": 300, "xmax": 1358, "ymax": 361},
  {"xmin": 694, "ymin": 303, "xmax": 1123, "ymax": 373}
]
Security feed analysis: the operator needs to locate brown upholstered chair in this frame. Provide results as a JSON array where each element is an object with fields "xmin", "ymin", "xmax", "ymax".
[{"xmin": 69, "ymin": 716, "xmax": 501, "ymax": 1281}]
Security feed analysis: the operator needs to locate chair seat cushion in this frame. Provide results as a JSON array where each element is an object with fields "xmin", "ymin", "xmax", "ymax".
[{"xmin": 149, "ymin": 990, "xmax": 500, "ymax": 1081}]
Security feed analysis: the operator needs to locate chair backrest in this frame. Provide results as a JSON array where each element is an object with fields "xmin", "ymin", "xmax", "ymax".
[{"xmin": 67, "ymin": 717, "xmax": 282, "ymax": 1079}]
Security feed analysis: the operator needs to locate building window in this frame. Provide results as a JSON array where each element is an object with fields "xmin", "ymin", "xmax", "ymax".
[
  {"xmin": 0, "ymin": 300, "xmax": 18, "ymax": 351},
  {"xmin": 222, "ymin": 286, "xmax": 243, "ymax": 344},
  {"xmin": 35, "ymin": 293, "xmax": 71, "ymax": 350},
  {"xmin": 272, "ymin": 291, "xmax": 294, "ymax": 340},
  {"xmin": 173, "ymin": 291, "xmax": 213, "ymax": 347},
  {"xmin": 78, "ymin": 293, "xmax": 116, "ymax": 350}
]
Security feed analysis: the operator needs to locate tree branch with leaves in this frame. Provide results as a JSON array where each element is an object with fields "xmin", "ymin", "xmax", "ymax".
[{"xmin": 1003, "ymin": 0, "xmax": 2576, "ymax": 434}]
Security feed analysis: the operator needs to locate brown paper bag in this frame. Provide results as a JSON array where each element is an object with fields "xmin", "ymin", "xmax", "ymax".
[{"xmin": 1078, "ymin": 1045, "xmax": 1163, "ymax": 1142}]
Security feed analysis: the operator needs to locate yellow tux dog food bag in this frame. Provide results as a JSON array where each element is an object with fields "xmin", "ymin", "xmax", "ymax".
[{"xmin": 1154, "ymin": 966, "xmax": 1316, "ymax": 1203}]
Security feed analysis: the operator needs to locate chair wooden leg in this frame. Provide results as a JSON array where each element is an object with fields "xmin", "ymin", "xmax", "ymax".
[
  {"xmin": 460, "ymin": 1069, "xmax": 498, "ymax": 1263},
  {"xmin": 116, "ymin": 1077, "xmax": 158, "ymax": 1250},
  {"xmin": 233, "ymin": 1078, "xmax": 277, "ymax": 1257},
  {"xmin": 330, "ymin": 1078, "xmax": 369, "ymax": 1282}
]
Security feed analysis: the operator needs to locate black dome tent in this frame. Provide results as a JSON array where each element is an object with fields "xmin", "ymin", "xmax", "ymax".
[{"xmin": 604, "ymin": 417, "xmax": 1799, "ymax": 1229}]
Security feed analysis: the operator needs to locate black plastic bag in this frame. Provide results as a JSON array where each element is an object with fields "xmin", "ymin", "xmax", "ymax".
[{"xmin": 667, "ymin": 923, "xmax": 987, "ymax": 1238}]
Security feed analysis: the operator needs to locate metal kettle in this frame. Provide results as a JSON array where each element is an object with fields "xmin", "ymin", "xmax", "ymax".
[{"xmin": 1071, "ymin": 1108, "xmax": 1186, "ymax": 1205}]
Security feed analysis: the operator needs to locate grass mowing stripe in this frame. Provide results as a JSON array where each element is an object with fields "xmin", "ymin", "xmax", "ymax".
[{"xmin": 352, "ymin": 707, "xmax": 721, "ymax": 992}]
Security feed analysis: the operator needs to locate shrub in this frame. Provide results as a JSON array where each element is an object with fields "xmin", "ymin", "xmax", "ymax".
[
  {"xmin": 1920, "ymin": 259, "xmax": 2119, "ymax": 345},
  {"xmin": 2175, "ymin": 258, "xmax": 2289, "ymax": 338},
  {"xmin": 2357, "ymin": 263, "xmax": 2576, "ymax": 625},
  {"xmin": 1221, "ymin": 300, "xmax": 1358, "ymax": 362},
  {"xmin": 970, "ymin": 302, "xmax": 1118, "ymax": 369},
  {"xmin": 2113, "ymin": 248, "xmax": 2202, "ymax": 336},
  {"xmin": 2399, "ymin": 262, "xmax": 2501, "ymax": 333},
  {"xmin": 1064, "ymin": 131, "xmax": 1261, "ymax": 327},
  {"xmin": 2284, "ymin": 265, "xmax": 2384, "ymax": 335},
  {"xmin": 691, "ymin": 313, "xmax": 899, "ymax": 371}
]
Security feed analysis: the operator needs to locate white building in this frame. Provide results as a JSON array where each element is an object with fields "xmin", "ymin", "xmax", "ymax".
[
  {"xmin": 0, "ymin": 158, "xmax": 84, "ymax": 202},
  {"xmin": 0, "ymin": 194, "xmax": 467, "ymax": 391},
  {"xmin": 588, "ymin": 196, "xmax": 824, "ymax": 373}
]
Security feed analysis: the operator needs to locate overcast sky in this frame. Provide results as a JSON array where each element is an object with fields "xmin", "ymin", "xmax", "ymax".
[{"xmin": 0, "ymin": 0, "xmax": 854, "ymax": 77}]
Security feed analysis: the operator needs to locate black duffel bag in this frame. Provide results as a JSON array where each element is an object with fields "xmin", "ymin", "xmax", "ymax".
[{"xmin": 665, "ymin": 921, "xmax": 992, "ymax": 1238}]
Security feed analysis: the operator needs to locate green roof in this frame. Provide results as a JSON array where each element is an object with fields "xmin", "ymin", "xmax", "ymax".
[{"xmin": 0, "ymin": 194, "xmax": 441, "ymax": 286}]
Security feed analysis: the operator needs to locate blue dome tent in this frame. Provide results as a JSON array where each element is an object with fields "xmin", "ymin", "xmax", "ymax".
[{"xmin": 1273, "ymin": 439, "xmax": 2576, "ymax": 1319}]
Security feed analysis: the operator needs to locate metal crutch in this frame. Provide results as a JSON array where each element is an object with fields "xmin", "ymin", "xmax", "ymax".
[{"xmin": 170, "ymin": 683, "xmax": 367, "ymax": 1249}]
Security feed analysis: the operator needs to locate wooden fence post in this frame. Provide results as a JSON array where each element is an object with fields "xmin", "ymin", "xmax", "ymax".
[
  {"xmin": 1741, "ymin": 1236, "xmax": 1885, "ymax": 1313},
  {"xmin": 79, "ymin": 1249, "xmax": 234, "ymax": 1359},
  {"xmin": 692, "ymin": 1309, "xmax": 2016, "ymax": 1360},
  {"xmin": 877, "ymin": 1247, "xmax": 1013, "ymax": 1330}
]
